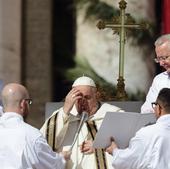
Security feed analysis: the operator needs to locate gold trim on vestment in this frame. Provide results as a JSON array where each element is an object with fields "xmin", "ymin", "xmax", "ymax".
[
  {"xmin": 86, "ymin": 121, "xmax": 108, "ymax": 169},
  {"xmin": 46, "ymin": 113, "xmax": 58, "ymax": 151}
]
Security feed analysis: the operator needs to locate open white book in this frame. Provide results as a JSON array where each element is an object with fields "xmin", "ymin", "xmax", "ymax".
[{"xmin": 93, "ymin": 112, "xmax": 156, "ymax": 149}]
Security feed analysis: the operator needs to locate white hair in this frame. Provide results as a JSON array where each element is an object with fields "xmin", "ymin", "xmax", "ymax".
[{"xmin": 155, "ymin": 34, "xmax": 170, "ymax": 46}]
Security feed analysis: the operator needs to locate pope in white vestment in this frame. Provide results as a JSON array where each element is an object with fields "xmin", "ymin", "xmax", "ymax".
[
  {"xmin": 41, "ymin": 103, "xmax": 123, "ymax": 169},
  {"xmin": 41, "ymin": 76, "xmax": 124, "ymax": 169}
]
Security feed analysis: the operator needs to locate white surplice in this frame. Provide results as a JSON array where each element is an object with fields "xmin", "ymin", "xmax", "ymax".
[
  {"xmin": 41, "ymin": 103, "xmax": 123, "ymax": 169},
  {"xmin": 111, "ymin": 114, "xmax": 170, "ymax": 169},
  {"xmin": 0, "ymin": 112, "xmax": 66, "ymax": 169},
  {"xmin": 141, "ymin": 71, "xmax": 170, "ymax": 114}
]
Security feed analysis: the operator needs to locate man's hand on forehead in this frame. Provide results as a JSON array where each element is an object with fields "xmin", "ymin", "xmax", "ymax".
[{"xmin": 70, "ymin": 88, "xmax": 82, "ymax": 99}]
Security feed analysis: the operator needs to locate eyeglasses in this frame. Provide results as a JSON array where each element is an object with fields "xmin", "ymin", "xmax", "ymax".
[
  {"xmin": 151, "ymin": 102, "xmax": 162, "ymax": 109},
  {"xmin": 24, "ymin": 99, "xmax": 33, "ymax": 105},
  {"xmin": 151, "ymin": 102, "xmax": 158, "ymax": 108},
  {"xmin": 154, "ymin": 56, "xmax": 170, "ymax": 63}
]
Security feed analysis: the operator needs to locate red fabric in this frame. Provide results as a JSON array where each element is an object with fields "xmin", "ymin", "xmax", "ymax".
[{"xmin": 162, "ymin": 0, "xmax": 170, "ymax": 34}]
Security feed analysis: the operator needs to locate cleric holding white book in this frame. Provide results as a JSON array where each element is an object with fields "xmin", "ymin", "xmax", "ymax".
[
  {"xmin": 141, "ymin": 34, "xmax": 170, "ymax": 114},
  {"xmin": 0, "ymin": 83, "xmax": 70, "ymax": 169},
  {"xmin": 41, "ymin": 76, "xmax": 124, "ymax": 169},
  {"xmin": 106, "ymin": 88, "xmax": 170, "ymax": 169}
]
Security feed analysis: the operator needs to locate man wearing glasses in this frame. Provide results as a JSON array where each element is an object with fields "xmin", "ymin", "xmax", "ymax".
[
  {"xmin": 141, "ymin": 34, "xmax": 170, "ymax": 113},
  {"xmin": 0, "ymin": 83, "xmax": 70, "ymax": 169},
  {"xmin": 106, "ymin": 88, "xmax": 170, "ymax": 168}
]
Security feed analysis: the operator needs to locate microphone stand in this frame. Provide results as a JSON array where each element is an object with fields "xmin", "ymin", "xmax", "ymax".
[{"xmin": 69, "ymin": 111, "xmax": 88, "ymax": 152}]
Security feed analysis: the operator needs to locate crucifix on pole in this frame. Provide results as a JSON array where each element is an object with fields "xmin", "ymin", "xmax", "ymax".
[{"xmin": 97, "ymin": 0, "xmax": 148, "ymax": 100}]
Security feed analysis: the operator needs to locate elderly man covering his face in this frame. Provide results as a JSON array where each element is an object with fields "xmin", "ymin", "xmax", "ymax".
[{"xmin": 41, "ymin": 76, "xmax": 124, "ymax": 169}]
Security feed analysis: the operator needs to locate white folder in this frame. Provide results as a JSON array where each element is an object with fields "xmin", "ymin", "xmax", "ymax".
[{"xmin": 93, "ymin": 112, "xmax": 156, "ymax": 149}]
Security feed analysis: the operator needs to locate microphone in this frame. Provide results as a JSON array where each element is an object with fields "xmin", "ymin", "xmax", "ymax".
[{"xmin": 69, "ymin": 111, "xmax": 88, "ymax": 152}]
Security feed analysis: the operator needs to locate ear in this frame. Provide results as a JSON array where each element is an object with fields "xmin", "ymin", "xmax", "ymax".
[
  {"xmin": 20, "ymin": 99, "xmax": 26, "ymax": 112},
  {"xmin": 96, "ymin": 91, "xmax": 101, "ymax": 100},
  {"xmin": 158, "ymin": 105, "xmax": 162, "ymax": 117}
]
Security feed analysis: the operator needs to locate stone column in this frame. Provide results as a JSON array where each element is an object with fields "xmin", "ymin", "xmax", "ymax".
[
  {"xmin": 22, "ymin": 0, "xmax": 52, "ymax": 128},
  {"xmin": 0, "ymin": 0, "xmax": 22, "ymax": 84}
]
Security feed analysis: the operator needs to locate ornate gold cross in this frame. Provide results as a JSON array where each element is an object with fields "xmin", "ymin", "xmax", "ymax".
[{"xmin": 97, "ymin": 0, "xmax": 148, "ymax": 100}]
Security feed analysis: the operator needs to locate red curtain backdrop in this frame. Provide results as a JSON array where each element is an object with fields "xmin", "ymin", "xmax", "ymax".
[{"xmin": 162, "ymin": 0, "xmax": 170, "ymax": 34}]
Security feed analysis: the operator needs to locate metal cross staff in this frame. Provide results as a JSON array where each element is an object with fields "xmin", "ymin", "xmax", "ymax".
[{"xmin": 97, "ymin": 0, "xmax": 148, "ymax": 100}]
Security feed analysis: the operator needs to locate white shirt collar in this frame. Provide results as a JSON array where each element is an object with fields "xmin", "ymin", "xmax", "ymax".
[
  {"xmin": 1, "ymin": 112, "xmax": 23, "ymax": 121},
  {"xmin": 157, "ymin": 114, "xmax": 170, "ymax": 124}
]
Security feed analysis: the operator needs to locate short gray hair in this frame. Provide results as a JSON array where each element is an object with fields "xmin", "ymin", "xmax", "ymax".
[{"xmin": 155, "ymin": 34, "xmax": 170, "ymax": 46}]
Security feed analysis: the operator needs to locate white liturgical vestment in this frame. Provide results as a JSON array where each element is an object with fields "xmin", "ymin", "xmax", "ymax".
[
  {"xmin": 111, "ymin": 114, "xmax": 170, "ymax": 169},
  {"xmin": 0, "ymin": 112, "xmax": 66, "ymax": 169},
  {"xmin": 41, "ymin": 103, "xmax": 123, "ymax": 169},
  {"xmin": 141, "ymin": 71, "xmax": 170, "ymax": 113}
]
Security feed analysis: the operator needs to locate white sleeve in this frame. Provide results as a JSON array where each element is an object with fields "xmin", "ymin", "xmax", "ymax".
[
  {"xmin": 141, "ymin": 76, "xmax": 160, "ymax": 114},
  {"xmin": 22, "ymin": 135, "xmax": 66, "ymax": 169},
  {"xmin": 111, "ymin": 131, "xmax": 145, "ymax": 169}
]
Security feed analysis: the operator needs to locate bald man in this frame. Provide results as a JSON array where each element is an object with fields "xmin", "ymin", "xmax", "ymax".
[{"xmin": 0, "ymin": 83, "xmax": 70, "ymax": 169}]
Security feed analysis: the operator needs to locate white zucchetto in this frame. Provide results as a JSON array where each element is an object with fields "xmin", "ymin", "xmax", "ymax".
[{"xmin": 72, "ymin": 76, "xmax": 96, "ymax": 87}]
